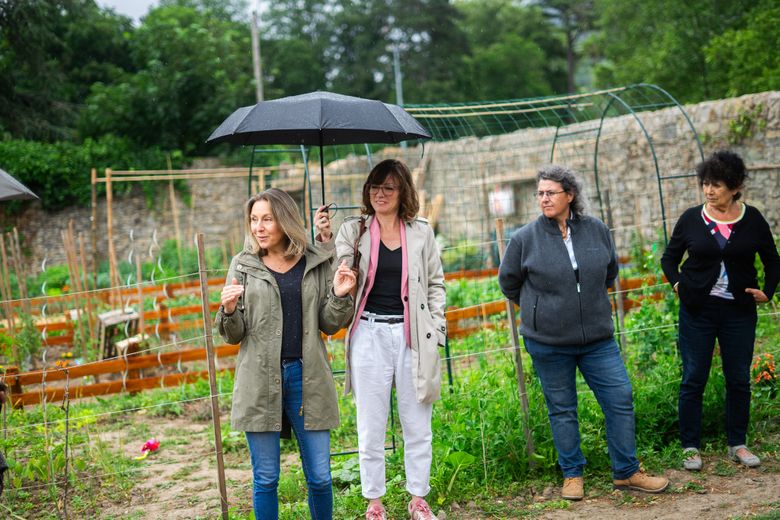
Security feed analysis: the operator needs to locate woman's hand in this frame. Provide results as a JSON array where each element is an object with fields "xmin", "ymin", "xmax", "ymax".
[
  {"xmin": 333, "ymin": 260, "xmax": 357, "ymax": 297},
  {"xmin": 314, "ymin": 205, "xmax": 333, "ymax": 242},
  {"xmin": 745, "ymin": 287, "xmax": 769, "ymax": 303},
  {"xmin": 221, "ymin": 278, "xmax": 244, "ymax": 314}
]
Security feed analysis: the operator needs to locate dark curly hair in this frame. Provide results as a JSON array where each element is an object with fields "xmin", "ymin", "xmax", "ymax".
[
  {"xmin": 361, "ymin": 159, "xmax": 419, "ymax": 222},
  {"xmin": 696, "ymin": 150, "xmax": 747, "ymax": 200}
]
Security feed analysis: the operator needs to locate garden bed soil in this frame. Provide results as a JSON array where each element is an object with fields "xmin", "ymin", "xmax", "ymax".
[{"xmin": 95, "ymin": 414, "xmax": 779, "ymax": 519}]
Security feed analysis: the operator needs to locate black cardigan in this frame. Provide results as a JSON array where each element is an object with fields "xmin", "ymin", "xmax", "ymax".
[{"xmin": 661, "ymin": 204, "xmax": 780, "ymax": 310}]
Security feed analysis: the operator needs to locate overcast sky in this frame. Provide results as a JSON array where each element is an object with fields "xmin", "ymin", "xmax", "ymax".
[
  {"xmin": 97, "ymin": 1, "xmax": 263, "ymax": 23},
  {"xmin": 97, "ymin": 0, "xmax": 158, "ymax": 22}
]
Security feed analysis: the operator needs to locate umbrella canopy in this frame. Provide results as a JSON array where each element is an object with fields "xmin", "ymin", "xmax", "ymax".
[
  {"xmin": 0, "ymin": 168, "xmax": 38, "ymax": 202},
  {"xmin": 206, "ymin": 91, "xmax": 430, "ymax": 146},
  {"xmin": 206, "ymin": 91, "xmax": 431, "ymax": 204}
]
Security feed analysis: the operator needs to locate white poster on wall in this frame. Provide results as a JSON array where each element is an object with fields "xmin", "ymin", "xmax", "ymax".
[{"xmin": 489, "ymin": 185, "xmax": 515, "ymax": 217}]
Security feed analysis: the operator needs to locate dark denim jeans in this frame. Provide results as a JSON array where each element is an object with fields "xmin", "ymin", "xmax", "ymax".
[
  {"xmin": 245, "ymin": 359, "xmax": 333, "ymax": 520},
  {"xmin": 524, "ymin": 336, "xmax": 640, "ymax": 480},
  {"xmin": 678, "ymin": 297, "xmax": 757, "ymax": 449}
]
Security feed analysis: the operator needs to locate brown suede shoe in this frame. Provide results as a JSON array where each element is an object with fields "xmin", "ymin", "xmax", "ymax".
[
  {"xmin": 561, "ymin": 476, "xmax": 584, "ymax": 500},
  {"xmin": 613, "ymin": 470, "xmax": 669, "ymax": 493}
]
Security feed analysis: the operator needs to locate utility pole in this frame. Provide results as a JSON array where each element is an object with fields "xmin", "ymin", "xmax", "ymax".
[
  {"xmin": 392, "ymin": 44, "xmax": 404, "ymax": 107},
  {"xmin": 251, "ymin": 10, "xmax": 264, "ymax": 102},
  {"xmin": 389, "ymin": 27, "xmax": 406, "ymax": 148}
]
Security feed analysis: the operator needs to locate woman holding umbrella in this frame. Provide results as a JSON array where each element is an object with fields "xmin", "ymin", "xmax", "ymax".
[
  {"xmin": 217, "ymin": 188, "xmax": 356, "ymax": 520},
  {"xmin": 317, "ymin": 159, "xmax": 446, "ymax": 520}
]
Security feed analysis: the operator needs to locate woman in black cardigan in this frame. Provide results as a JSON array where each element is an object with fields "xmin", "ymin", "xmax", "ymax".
[{"xmin": 661, "ymin": 150, "xmax": 780, "ymax": 471}]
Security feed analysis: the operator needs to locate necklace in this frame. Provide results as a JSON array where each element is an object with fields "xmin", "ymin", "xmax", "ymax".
[{"xmin": 263, "ymin": 254, "xmax": 297, "ymax": 273}]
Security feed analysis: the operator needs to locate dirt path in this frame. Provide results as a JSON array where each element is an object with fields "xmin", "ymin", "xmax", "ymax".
[
  {"xmin": 447, "ymin": 464, "xmax": 779, "ymax": 519},
  {"xmin": 95, "ymin": 413, "xmax": 778, "ymax": 519}
]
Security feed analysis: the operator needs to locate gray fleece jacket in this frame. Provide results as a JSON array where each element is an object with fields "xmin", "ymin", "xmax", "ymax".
[{"xmin": 498, "ymin": 213, "xmax": 618, "ymax": 346}]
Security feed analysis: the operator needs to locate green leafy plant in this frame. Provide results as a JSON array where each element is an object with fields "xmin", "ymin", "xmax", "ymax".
[
  {"xmin": 444, "ymin": 451, "xmax": 476, "ymax": 494},
  {"xmin": 727, "ymin": 104, "xmax": 766, "ymax": 144}
]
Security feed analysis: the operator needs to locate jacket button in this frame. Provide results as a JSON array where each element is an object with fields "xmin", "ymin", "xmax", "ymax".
[
  {"xmin": 304, "ymin": 330, "xmax": 309, "ymax": 335},
  {"xmin": 420, "ymin": 303, "xmax": 425, "ymax": 309},
  {"xmin": 426, "ymin": 332, "xmax": 431, "ymax": 339},
  {"xmin": 274, "ymin": 423, "xmax": 281, "ymax": 430},
  {"xmin": 274, "ymin": 378, "xmax": 280, "ymax": 385},
  {"xmin": 404, "ymin": 296, "xmax": 408, "ymax": 301},
  {"xmin": 276, "ymin": 329, "xmax": 282, "ymax": 335}
]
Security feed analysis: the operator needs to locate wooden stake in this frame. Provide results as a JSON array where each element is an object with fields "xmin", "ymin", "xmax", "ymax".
[
  {"xmin": 604, "ymin": 190, "xmax": 626, "ymax": 346},
  {"xmin": 11, "ymin": 229, "xmax": 30, "ymax": 314},
  {"xmin": 62, "ymin": 228, "xmax": 84, "ymax": 355},
  {"xmin": 196, "ymin": 233, "xmax": 229, "ymax": 520},
  {"xmin": 166, "ymin": 155, "xmax": 185, "ymax": 276},
  {"xmin": 0, "ymin": 236, "xmax": 18, "ymax": 362},
  {"xmin": 62, "ymin": 371, "xmax": 71, "ymax": 520},
  {"xmin": 78, "ymin": 233, "xmax": 96, "ymax": 340},
  {"xmin": 136, "ymin": 254, "xmax": 145, "ymax": 337},
  {"xmin": 90, "ymin": 168, "xmax": 98, "ymax": 290},
  {"xmin": 105, "ymin": 168, "xmax": 121, "ymax": 306},
  {"xmin": 495, "ymin": 218, "xmax": 535, "ymax": 467}
]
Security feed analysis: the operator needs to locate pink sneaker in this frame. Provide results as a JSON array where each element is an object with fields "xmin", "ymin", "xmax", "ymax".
[
  {"xmin": 365, "ymin": 503, "xmax": 387, "ymax": 520},
  {"xmin": 408, "ymin": 497, "xmax": 438, "ymax": 520}
]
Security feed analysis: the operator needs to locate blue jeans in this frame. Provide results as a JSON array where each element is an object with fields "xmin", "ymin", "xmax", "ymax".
[
  {"xmin": 678, "ymin": 298, "xmax": 756, "ymax": 448},
  {"xmin": 245, "ymin": 359, "xmax": 333, "ymax": 520},
  {"xmin": 524, "ymin": 336, "xmax": 640, "ymax": 480}
]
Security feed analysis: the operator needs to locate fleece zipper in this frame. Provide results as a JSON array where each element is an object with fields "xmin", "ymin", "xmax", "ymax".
[{"xmin": 574, "ymin": 268, "xmax": 586, "ymax": 344}]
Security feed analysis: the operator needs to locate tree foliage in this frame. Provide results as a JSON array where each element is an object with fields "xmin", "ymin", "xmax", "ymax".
[
  {"xmin": 704, "ymin": 0, "xmax": 780, "ymax": 98},
  {"xmin": 78, "ymin": 0, "xmax": 255, "ymax": 154},
  {"xmin": 588, "ymin": 0, "xmax": 757, "ymax": 102},
  {"xmin": 0, "ymin": 0, "xmax": 777, "ymax": 175}
]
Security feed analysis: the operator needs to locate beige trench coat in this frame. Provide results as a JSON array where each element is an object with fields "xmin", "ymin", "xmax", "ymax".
[
  {"xmin": 334, "ymin": 215, "xmax": 446, "ymax": 404},
  {"xmin": 216, "ymin": 246, "xmax": 353, "ymax": 433}
]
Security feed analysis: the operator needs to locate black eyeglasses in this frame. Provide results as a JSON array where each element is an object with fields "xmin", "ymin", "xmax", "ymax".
[
  {"xmin": 369, "ymin": 184, "xmax": 398, "ymax": 196},
  {"xmin": 535, "ymin": 190, "xmax": 566, "ymax": 199}
]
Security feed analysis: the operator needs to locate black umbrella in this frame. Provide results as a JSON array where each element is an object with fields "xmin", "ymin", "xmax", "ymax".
[
  {"xmin": 0, "ymin": 168, "xmax": 38, "ymax": 202},
  {"xmin": 206, "ymin": 91, "xmax": 431, "ymax": 203}
]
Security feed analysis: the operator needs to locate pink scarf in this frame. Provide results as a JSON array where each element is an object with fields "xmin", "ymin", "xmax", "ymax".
[{"xmin": 350, "ymin": 216, "xmax": 411, "ymax": 346}]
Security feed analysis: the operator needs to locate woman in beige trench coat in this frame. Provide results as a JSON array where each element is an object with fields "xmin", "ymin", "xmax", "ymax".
[{"xmin": 316, "ymin": 159, "xmax": 446, "ymax": 520}]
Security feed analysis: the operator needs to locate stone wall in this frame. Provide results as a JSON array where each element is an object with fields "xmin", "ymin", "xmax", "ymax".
[{"xmin": 7, "ymin": 91, "xmax": 779, "ymax": 272}]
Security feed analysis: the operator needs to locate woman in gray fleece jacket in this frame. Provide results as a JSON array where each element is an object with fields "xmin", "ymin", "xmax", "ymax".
[{"xmin": 498, "ymin": 165, "xmax": 668, "ymax": 501}]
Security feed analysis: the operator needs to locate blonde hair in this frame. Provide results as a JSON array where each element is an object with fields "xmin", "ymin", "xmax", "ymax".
[{"xmin": 244, "ymin": 188, "xmax": 307, "ymax": 258}]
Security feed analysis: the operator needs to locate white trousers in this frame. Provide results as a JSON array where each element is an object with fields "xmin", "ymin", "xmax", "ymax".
[{"xmin": 350, "ymin": 313, "xmax": 433, "ymax": 499}]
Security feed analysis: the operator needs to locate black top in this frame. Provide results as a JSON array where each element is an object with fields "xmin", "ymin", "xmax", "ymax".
[
  {"xmin": 269, "ymin": 256, "xmax": 306, "ymax": 360},
  {"xmin": 365, "ymin": 242, "xmax": 404, "ymax": 315},
  {"xmin": 661, "ymin": 204, "xmax": 780, "ymax": 310}
]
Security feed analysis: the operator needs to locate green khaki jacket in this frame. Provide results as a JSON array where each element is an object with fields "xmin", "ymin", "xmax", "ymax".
[{"xmin": 216, "ymin": 245, "xmax": 353, "ymax": 433}]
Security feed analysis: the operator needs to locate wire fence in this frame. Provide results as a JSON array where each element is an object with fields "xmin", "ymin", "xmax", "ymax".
[{"xmin": 1, "ymin": 85, "xmax": 778, "ymax": 518}]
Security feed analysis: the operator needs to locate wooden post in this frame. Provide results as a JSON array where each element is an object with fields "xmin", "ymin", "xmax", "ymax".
[
  {"xmin": 91, "ymin": 168, "xmax": 98, "ymax": 290},
  {"xmin": 166, "ymin": 155, "xmax": 184, "ymax": 276},
  {"xmin": 136, "ymin": 254, "xmax": 145, "ymax": 337},
  {"xmin": 62, "ymin": 227, "xmax": 85, "ymax": 356},
  {"xmin": 11, "ymin": 229, "xmax": 30, "ymax": 314},
  {"xmin": 196, "ymin": 233, "xmax": 229, "ymax": 520},
  {"xmin": 495, "ymin": 218, "xmax": 535, "ymax": 466},
  {"xmin": 604, "ymin": 190, "xmax": 626, "ymax": 347},
  {"xmin": 158, "ymin": 302, "xmax": 170, "ymax": 342},
  {"xmin": 0, "ymin": 236, "xmax": 18, "ymax": 362},
  {"xmin": 78, "ymin": 233, "xmax": 96, "ymax": 340},
  {"xmin": 105, "ymin": 168, "xmax": 121, "ymax": 306}
]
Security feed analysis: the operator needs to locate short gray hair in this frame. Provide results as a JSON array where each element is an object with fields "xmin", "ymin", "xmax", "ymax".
[{"xmin": 537, "ymin": 165, "xmax": 587, "ymax": 216}]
